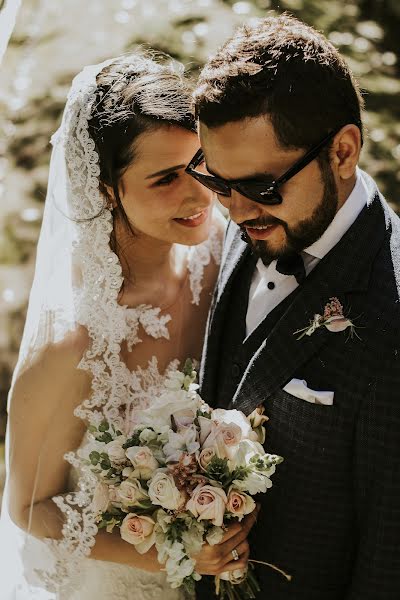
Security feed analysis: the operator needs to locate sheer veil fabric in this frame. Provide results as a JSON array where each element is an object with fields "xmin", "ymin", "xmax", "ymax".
[{"xmin": 0, "ymin": 60, "xmax": 222, "ymax": 599}]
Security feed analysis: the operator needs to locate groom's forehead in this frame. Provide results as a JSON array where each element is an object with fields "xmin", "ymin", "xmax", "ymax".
[{"xmin": 199, "ymin": 118, "xmax": 292, "ymax": 180}]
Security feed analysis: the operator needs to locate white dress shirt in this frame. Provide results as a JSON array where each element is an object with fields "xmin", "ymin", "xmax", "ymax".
[{"xmin": 246, "ymin": 168, "xmax": 368, "ymax": 336}]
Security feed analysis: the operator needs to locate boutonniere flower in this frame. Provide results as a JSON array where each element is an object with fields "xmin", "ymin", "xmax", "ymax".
[{"xmin": 294, "ymin": 297, "xmax": 358, "ymax": 340}]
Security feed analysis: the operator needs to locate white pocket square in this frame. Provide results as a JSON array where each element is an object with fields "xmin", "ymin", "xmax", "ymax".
[{"xmin": 283, "ymin": 378, "xmax": 334, "ymax": 405}]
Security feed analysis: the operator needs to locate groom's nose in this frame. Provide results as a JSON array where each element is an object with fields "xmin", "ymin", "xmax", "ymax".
[{"xmin": 227, "ymin": 189, "xmax": 264, "ymax": 225}]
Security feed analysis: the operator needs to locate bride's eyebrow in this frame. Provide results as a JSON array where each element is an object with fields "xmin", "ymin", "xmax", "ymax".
[{"xmin": 145, "ymin": 165, "xmax": 186, "ymax": 179}]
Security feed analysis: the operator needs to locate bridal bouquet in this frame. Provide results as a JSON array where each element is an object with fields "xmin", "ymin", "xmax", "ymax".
[{"xmin": 83, "ymin": 361, "xmax": 283, "ymax": 599}]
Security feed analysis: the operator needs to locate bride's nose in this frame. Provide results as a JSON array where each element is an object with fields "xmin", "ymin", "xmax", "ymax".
[{"xmin": 184, "ymin": 172, "xmax": 213, "ymax": 205}]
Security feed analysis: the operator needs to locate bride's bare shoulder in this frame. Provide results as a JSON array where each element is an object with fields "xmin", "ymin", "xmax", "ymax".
[{"xmin": 11, "ymin": 325, "xmax": 92, "ymax": 407}]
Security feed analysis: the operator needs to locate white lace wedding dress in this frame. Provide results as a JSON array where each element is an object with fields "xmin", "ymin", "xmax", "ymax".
[{"xmin": 63, "ymin": 230, "xmax": 222, "ymax": 600}]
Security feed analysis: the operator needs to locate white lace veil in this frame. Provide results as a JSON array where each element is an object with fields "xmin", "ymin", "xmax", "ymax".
[{"xmin": 0, "ymin": 58, "xmax": 148, "ymax": 599}]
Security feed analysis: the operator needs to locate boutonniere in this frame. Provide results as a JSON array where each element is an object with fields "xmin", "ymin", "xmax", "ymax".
[{"xmin": 294, "ymin": 297, "xmax": 359, "ymax": 340}]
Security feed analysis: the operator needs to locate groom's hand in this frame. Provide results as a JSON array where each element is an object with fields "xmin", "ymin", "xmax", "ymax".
[{"xmin": 192, "ymin": 505, "xmax": 260, "ymax": 576}]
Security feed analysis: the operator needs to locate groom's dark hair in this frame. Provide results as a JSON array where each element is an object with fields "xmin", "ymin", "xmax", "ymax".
[{"xmin": 194, "ymin": 14, "xmax": 364, "ymax": 150}]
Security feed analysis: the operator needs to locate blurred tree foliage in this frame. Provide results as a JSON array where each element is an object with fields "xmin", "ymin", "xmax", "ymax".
[{"xmin": 1, "ymin": 0, "xmax": 399, "ymax": 446}]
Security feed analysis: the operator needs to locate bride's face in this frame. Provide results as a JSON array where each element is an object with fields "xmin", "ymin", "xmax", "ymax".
[{"xmin": 117, "ymin": 125, "xmax": 213, "ymax": 246}]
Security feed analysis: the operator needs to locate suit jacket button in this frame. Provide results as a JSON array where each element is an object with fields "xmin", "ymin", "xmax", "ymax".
[{"xmin": 231, "ymin": 363, "xmax": 241, "ymax": 378}]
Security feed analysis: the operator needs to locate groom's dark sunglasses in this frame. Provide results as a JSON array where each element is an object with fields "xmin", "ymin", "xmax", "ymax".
[{"xmin": 185, "ymin": 126, "xmax": 343, "ymax": 205}]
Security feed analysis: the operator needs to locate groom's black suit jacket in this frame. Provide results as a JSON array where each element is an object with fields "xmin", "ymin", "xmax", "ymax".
[{"xmin": 197, "ymin": 172, "xmax": 400, "ymax": 600}]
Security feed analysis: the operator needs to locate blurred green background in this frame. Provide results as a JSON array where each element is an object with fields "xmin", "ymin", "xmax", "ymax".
[{"xmin": 0, "ymin": 0, "xmax": 399, "ymax": 496}]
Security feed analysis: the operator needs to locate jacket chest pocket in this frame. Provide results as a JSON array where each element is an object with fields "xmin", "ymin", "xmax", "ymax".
[{"xmin": 265, "ymin": 388, "xmax": 353, "ymax": 463}]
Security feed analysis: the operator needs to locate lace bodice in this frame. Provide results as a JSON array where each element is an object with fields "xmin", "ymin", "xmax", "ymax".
[{"xmin": 55, "ymin": 225, "xmax": 223, "ymax": 600}]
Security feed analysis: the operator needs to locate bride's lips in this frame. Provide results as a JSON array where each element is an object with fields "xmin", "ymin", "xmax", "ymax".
[
  {"xmin": 174, "ymin": 208, "xmax": 209, "ymax": 228},
  {"xmin": 245, "ymin": 223, "xmax": 280, "ymax": 240}
]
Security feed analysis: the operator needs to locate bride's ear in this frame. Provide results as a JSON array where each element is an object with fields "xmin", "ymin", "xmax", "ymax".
[{"xmin": 101, "ymin": 183, "xmax": 118, "ymax": 210}]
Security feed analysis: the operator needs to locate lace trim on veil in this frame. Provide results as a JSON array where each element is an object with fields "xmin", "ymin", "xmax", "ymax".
[{"xmin": 27, "ymin": 63, "xmax": 223, "ymax": 596}]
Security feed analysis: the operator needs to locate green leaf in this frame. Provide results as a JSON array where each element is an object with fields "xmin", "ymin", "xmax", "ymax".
[
  {"xmin": 98, "ymin": 421, "xmax": 110, "ymax": 433},
  {"xmin": 89, "ymin": 451, "xmax": 100, "ymax": 465},
  {"xmin": 98, "ymin": 432, "xmax": 113, "ymax": 444},
  {"xmin": 123, "ymin": 432, "xmax": 142, "ymax": 448}
]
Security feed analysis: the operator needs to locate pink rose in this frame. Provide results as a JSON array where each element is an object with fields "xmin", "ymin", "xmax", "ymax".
[
  {"xmin": 120, "ymin": 513, "xmax": 156, "ymax": 554},
  {"xmin": 203, "ymin": 421, "xmax": 242, "ymax": 460},
  {"xmin": 226, "ymin": 489, "xmax": 256, "ymax": 521},
  {"xmin": 186, "ymin": 484, "xmax": 227, "ymax": 526}
]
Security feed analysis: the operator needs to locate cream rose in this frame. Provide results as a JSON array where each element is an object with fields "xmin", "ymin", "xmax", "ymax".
[
  {"xmin": 125, "ymin": 446, "xmax": 158, "ymax": 480},
  {"xmin": 186, "ymin": 484, "xmax": 227, "ymax": 526},
  {"xmin": 202, "ymin": 421, "xmax": 242, "ymax": 460},
  {"xmin": 91, "ymin": 481, "xmax": 110, "ymax": 513},
  {"xmin": 120, "ymin": 513, "xmax": 156, "ymax": 553},
  {"xmin": 198, "ymin": 447, "xmax": 217, "ymax": 471},
  {"xmin": 148, "ymin": 471, "xmax": 185, "ymax": 510},
  {"xmin": 226, "ymin": 489, "xmax": 256, "ymax": 520},
  {"xmin": 117, "ymin": 480, "xmax": 149, "ymax": 507},
  {"xmin": 106, "ymin": 437, "xmax": 127, "ymax": 467}
]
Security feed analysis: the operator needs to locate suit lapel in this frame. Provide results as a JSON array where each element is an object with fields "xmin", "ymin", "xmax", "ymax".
[
  {"xmin": 231, "ymin": 185, "xmax": 387, "ymax": 415},
  {"xmin": 199, "ymin": 224, "xmax": 250, "ymax": 400}
]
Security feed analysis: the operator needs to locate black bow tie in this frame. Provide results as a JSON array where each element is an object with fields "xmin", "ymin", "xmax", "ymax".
[{"xmin": 276, "ymin": 253, "xmax": 306, "ymax": 284}]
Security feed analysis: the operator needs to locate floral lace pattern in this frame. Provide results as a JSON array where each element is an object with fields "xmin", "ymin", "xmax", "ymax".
[{"xmin": 23, "ymin": 62, "xmax": 221, "ymax": 599}]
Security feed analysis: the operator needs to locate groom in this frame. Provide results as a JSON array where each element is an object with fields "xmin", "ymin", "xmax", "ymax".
[{"xmin": 188, "ymin": 14, "xmax": 400, "ymax": 600}]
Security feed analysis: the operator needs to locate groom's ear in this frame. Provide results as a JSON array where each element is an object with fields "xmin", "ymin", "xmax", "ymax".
[{"xmin": 331, "ymin": 124, "xmax": 362, "ymax": 180}]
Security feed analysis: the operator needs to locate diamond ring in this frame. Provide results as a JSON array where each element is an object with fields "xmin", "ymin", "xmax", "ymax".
[{"xmin": 231, "ymin": 548, "xmax": 239, "ymax": 561}]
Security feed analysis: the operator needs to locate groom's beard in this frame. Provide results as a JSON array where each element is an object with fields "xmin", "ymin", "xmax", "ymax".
[{"xmin": 240, "ymin": 161, "xmax": 338, "ymax": 265}]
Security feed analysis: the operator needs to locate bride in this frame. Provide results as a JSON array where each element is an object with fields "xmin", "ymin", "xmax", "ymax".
[{"xmin": 0, "ymin": 51, "xmax": 253, "ymax": 599}]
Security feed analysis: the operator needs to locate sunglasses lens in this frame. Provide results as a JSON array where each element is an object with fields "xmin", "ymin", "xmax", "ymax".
[
  {"xmin": 238, "ymin": 183, "xmax": 282, "ymax": 205},
  {"xmin": 193, "ymin": 173, "xmax": 231, "ymax": 197}
]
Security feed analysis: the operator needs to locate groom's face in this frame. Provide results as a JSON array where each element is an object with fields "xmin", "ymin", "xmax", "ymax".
[{"xmin": 199, "ymin": 116, "xmax": 338, "ymax": 263}]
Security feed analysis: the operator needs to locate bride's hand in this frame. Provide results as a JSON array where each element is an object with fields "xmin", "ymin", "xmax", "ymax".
[{"xmin": 192, "ymin": 508, "xmax": 259, "ymax": 576}]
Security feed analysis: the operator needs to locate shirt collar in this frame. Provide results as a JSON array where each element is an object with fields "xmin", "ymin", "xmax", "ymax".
[{"xmin": 304, "ymin": 167, "xmax": 368, "ymax": 261}]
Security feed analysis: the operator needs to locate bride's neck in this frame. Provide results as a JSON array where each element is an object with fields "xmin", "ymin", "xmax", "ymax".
[{"xmin": 114, "ymin": 224, "xmax": 185, "ymax": 304}]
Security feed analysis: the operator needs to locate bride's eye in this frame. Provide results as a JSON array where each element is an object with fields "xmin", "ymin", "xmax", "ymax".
[{"xmin": 154, "ymin": 172, "xmax": 179, "ymax": 187}]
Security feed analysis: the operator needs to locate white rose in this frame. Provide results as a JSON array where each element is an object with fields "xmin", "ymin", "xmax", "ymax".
[
  {"xmin": 172, "ymin": 408, "xmax": 196, "ymax": 430},
  {"xmin": 163, "ymin": 426, "xmax": 200, "ymax": 463},
  {"xmin": 91, "ymin": 482, "xmax": 110, "ymax": 513},
  {"xmin": 106, "ymin": 437, "xmax": 127, "ymax": 467},
  {"xmin": 231, "ymin": 439, "xmax": 266, "ymax": 469},
  {"xmin": 139, "ymin": 428, "xmax": 158, "ymax": 444},
  {"xmin": 148, "ymin": 389, "xmax": 202, "ymax": 428},
  {"xmin": 233, "ymin": 470, "xmax": 273, "ymax": 495},
  {"xmin": 186, "ymin": 484, "xmax": 227, "ymax": 527},
  {"xmin": 148, "ymin": 471, "xmax": 186, "ymax": 510},
  {"xmin": 125, "ymin": 446, "xmax": 159, "ymax": 480},
  {"xmin": 117, "ymin": 479, "xmax": 149, "ymax": 507},
  {"xmin": 120, "ymin": 513, "xmax": 156, "ymax": 554}
]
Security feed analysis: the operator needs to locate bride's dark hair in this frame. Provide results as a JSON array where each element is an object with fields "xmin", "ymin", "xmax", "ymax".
[{"xmin": 87, "ymin": 49, "xmax": 196, "ymax": 255}]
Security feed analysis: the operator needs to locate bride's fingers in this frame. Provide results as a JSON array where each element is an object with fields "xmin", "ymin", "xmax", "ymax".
[
  {"xmin": 216, "ymin": 548, "xmax": 250, "ymax": 574},
  {"xmin": 220, "ymin": 539, "xmax": 249, "ymax": 567}
]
